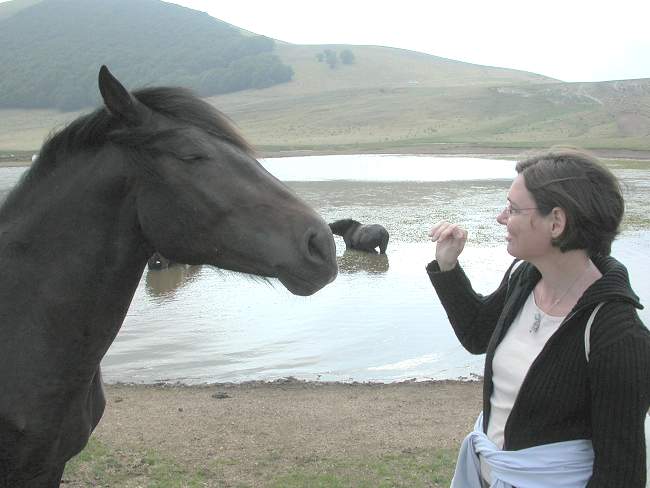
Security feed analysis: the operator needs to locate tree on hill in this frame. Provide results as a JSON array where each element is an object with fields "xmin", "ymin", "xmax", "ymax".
[
  {"xmin": 340, "ymin": 49, "xmax": 355, "ymax": 65},
  {"xmin": 0, "ymin": 0, "xmax": 294, "ymax": 110},
  {"xmin": 314, "ymin": 48, "xmax": 355, "ymax": 69},
  {"xmin": 324, "ymin": 49, "xmax": 338, "ymax": 69}
]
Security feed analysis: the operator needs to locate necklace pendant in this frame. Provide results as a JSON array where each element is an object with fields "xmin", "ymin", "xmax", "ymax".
[{"xmin": 530, "ymin": 311, "xmax": 542, "ymax": 333}]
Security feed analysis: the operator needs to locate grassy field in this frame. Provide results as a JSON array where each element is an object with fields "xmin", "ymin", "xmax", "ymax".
[
  {"xmin": 1, "ymin": 44, "xmax": 648, "ymax": 158},
  {"xmin": 63, "ymin": 437, "xmax": 457, "ymax": 488},
  {"xmin": 205, "ymin": 79, "xmax": 650, "ymax": 154}
]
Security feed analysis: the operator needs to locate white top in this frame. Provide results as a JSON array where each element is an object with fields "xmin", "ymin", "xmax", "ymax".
[{"xmin": 479, "ymin": 291, "xmax": 565, "ymax": 483}]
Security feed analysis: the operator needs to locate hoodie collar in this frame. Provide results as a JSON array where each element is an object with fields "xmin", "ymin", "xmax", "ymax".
[{"xmin": 519, "ymin": 255, "xmax": 642, "ymax": 311}]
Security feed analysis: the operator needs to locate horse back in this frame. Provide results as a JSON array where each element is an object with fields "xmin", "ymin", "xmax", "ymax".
[{"xmin": 352, "ymin": 224, "xmax": 389, "ymax": 253}]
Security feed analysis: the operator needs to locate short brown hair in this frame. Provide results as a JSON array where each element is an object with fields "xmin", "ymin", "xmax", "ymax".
[{"xmin": 515, "ymin": 147, "xmax": 624, "ymax": 256}]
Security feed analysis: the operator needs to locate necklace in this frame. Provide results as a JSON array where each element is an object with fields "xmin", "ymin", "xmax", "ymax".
[{"xmin": 530, "ymin": 261, "xmax": 591, "ymax": 333}]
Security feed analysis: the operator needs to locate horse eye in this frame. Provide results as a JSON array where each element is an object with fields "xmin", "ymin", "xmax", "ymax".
[{"xmin": 180, "ymin": 154, "xmax": 207, "ymax": 163}]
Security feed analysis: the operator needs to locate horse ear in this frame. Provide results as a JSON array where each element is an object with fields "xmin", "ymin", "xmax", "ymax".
[{"xmin": 98, "ymin": 65, "xmax": 142, "ymax": 126}]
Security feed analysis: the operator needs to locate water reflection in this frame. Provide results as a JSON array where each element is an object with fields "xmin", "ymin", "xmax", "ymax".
[
  {"xmin": 337, "ymin": 249, "xmax": 389, "ymax": 274},
  {"xmin": 145, "ymin": 265, "xmax": 202, "ymax": 300}
]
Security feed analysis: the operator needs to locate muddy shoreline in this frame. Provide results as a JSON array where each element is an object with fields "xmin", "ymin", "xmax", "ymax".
[
  {"xmin": 63, "ymin": 379, "xmax": 482, "ymax": 486},
  {"xmin": 3, "ymin": 145, "xmax": 650, "ymax": 168}
]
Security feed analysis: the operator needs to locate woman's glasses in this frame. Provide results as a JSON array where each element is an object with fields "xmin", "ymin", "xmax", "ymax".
[{"xmin": 504, "ymin": 201, "xmax": 538, "ymax": 216}]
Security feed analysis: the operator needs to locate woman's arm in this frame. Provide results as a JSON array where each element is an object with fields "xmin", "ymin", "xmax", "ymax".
[
  {"xmin": 426, "ymin": 260, "xmax": 511, "ymax": 354},
  {"xmin": 426, "ymin": 221, "xmax": 516, "ymax": 354}
]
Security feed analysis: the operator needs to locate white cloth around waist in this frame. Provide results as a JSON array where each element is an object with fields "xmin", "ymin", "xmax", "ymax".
[{"xmin": 451, "ymin": 412, "xmax": 594, "ymax": 488}]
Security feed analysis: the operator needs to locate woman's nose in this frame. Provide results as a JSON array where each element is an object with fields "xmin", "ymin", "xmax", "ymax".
[{"xmin": 496, "ymin": 208, "xmax": 508, "ymax": 225}]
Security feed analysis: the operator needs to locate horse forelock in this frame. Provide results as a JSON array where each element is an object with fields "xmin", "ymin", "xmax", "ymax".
[
  {"xmin": 34, "ymin": 86, "xmax": 255, "ymax": 174},
  {"xmin": 133, "ymin": 87, "xmax": 255, "ymax": 157}
]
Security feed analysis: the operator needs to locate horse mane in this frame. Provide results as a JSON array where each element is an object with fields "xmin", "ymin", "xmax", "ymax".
[
  {"xmin": 133, "ymin": 87, "xmax": 254, "ymax": 156},
  {"xmin": 332, "ymin": 218, "xmax": 359, "ymax": 227},
  {"xmin": 329, "ymin": 218, "xmax": 360, "ymax": 235},
  {"xmin": 33, "ymin": 86, "xmax": 255, "ymax": 174}
]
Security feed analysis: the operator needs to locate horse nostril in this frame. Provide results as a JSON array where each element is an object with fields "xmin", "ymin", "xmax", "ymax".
[
  {"xmin": 306, "ymin": 228, "xmax": 331, "ymax": 263},
  {"xmin": 307, "ymin": 232, "xmax": 323, "ymax": 260},
  {"xmin": 299, "ymin": 226, "xmax": 338, "ymax": 284}
]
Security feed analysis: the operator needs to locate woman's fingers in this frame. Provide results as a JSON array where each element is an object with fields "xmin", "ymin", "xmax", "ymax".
[
  {"xmin": 429, "ymin": 221, "xmax": 453, "ymax": 241},
  {"xmin": 429, "ymin": 222, "xmax": 467, "ymax": 271},
  {"xmin": 429, "ymin": 222, "xmax": 466, "ymax": 243}
]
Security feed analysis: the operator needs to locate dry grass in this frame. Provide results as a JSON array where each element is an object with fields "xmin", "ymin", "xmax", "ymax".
[{"xmin": 2, "ymin": 46, "xmax": 649, "ymax": 156}]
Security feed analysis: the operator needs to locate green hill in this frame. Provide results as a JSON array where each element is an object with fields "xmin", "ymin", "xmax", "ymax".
[
  {"xmin": 1, "ymin": 0, "xmax": 649, "ymax": 157},
  {"xmin": 0, "ymin": 0, "xmax": 293, "ymax": 110}
]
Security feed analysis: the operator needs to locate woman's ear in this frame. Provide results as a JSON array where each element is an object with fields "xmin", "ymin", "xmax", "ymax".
[{"xmin": 550, "ymin": 207, "xmax": 567, "ymax": 239}]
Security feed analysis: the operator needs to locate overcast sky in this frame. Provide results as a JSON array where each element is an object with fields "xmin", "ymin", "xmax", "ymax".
[
  {"xmin": 2, "ymin": 0, "xmax": 648, "ymax": 82},
  {"xmin": 167, "ymin": 0, "xmax": 650, "ymax": 83}
]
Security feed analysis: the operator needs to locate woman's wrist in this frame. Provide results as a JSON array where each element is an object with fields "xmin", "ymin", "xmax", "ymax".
[{"xmin": 437, "ymin": 259, "xmax": 458, "ymax": 272}]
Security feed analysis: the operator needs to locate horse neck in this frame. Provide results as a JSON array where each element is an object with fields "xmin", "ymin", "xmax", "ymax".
[
  {"xmin": 342, "ymin": 221, "xmax": 361, "ymax": 241},
  {"xmin": 0, "ymin": 149, "xmax": 150, "ymax": 362}
]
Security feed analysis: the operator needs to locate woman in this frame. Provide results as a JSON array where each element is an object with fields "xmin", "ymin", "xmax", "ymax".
[{"xmin": 427, "ymin": 148, "xmax": 649, "ymax": 487}]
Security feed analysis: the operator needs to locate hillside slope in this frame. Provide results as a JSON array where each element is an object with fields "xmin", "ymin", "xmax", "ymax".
[
  {"xmin": 0, "ymin": 0, "xmax": 43, "ymax": 20},
  {"xmin": 206, "ymin": 55, "xmax": 650, "ymax": 154},
  {"xmin": 0, "ymin": 0, "xmax": 648, "ymax": 155},
  {"xmin": 270, "ymin": 44, "xmax": 554, "ymax": 93},
  {"xmin": 0, "ymin": 0, "xmax": 292, "ymax": 110}
]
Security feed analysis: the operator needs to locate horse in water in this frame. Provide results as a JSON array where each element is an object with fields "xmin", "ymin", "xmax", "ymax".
[
  {"xmin": 0, "ymin": 66, "xmax": 337, "ymax": 487},
  {"xmin": 329, "ymin": 219, "xmax": 389, "ymax": 254}
]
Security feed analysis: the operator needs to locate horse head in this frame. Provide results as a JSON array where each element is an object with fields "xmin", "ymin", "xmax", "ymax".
[
  {"xmin": 98, "ymin": 66, "xmax": 337, "ymax": 296},
  {"xmin": 328, "ymin": 218, "xmax": 360, "ymax": 236}
]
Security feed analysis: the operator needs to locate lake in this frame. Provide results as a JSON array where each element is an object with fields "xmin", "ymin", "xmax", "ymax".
[{"xmin": 1, "ymin": 154, "xmax": 648, "ymax": 384}]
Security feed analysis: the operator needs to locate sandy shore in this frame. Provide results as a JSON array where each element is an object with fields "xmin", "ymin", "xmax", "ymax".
[
  {"xmin": 98, "ymin": 379, "xmax": 482, "ymax": 451},
  {"xmin": 63, "ymin": 379, "xmax": 482, "ymax": 487}
]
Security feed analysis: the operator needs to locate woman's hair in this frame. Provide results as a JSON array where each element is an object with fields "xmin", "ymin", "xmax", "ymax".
[{"xmin": 515, "ymin": 147, "xmax": 624, "ymax": 256}]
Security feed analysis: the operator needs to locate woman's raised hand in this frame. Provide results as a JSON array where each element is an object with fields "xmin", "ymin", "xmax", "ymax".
[{"xmin": 428, "ymin": 222, "xmax": 468, "ymax": 271}]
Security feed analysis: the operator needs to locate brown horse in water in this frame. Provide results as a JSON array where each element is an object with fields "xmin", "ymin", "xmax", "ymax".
[{"xmin": 0, "ymin": 66, "xmax": 337, "ymax": 487}]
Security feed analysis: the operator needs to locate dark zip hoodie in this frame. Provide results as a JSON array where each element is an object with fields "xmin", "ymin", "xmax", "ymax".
[{"xmin": 427, "ymin": 255, "xmax": 649, "ymax": 487}]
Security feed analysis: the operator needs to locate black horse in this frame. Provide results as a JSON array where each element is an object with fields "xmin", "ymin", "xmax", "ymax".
[
  {"xmin": 329, "ymin": 219, "xmax": 389, "ymax": 254},
  {"xmin": 0, "ymin": 66, "xmax": 337, "ymax": 487}
]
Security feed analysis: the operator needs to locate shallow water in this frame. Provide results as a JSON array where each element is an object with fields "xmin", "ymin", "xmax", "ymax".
[{"xmin": 1, "ymin": 155, "xmax": 648, "ymax": 384}]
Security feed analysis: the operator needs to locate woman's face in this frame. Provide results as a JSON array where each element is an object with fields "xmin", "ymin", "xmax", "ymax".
[{"xmin": 496, "ymin": 174, "xmax": 553, "ymax": 260}]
